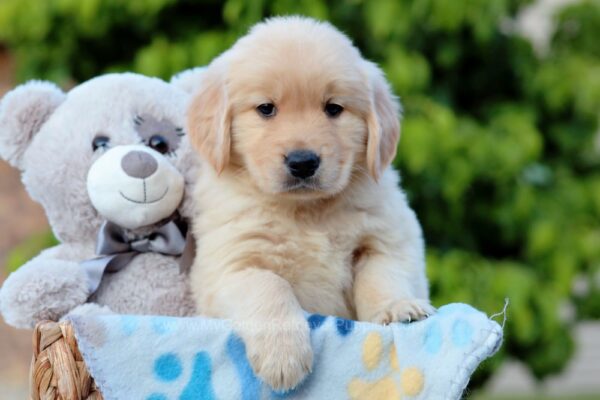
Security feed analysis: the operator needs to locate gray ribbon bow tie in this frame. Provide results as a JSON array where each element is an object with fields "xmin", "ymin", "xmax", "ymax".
[{"xmin": 81, "ymin": 217, "xmax": 195, "ymax": 294}]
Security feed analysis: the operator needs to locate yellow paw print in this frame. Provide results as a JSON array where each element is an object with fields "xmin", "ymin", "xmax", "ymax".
[{"xmin": 348, "ymin": 332, "xmax": 425, "ymax": 399}]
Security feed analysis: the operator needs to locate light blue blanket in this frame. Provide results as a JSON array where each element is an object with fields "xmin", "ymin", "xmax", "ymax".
[{"xmin": 68, "ymin": 303, "xmax": 503, "ymax": 400}]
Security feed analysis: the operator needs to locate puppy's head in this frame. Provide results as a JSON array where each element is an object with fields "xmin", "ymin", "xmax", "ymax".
[{"xmin": 188, "ymin": 17, "xmax": 400, "ymax": 199}]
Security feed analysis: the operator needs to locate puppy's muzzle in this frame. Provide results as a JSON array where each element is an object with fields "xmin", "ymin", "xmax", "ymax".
[{"xmin": 285, "ymin": 150, "xmax": 320, "ymax": 179}]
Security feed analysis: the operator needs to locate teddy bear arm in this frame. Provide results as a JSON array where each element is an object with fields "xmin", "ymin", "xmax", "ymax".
[{"xmin": 0, "ymin": 244, "xmax": 92, "ymax": 329}]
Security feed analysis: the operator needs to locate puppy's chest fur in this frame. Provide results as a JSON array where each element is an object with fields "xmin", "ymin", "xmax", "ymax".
[
  {"xmin": 262, "ymin": 204, "xmax": 368, "ymax": 319},
  {"xmin": 194, "ymin": 182, "xmax": 373, "ymax": 319}
]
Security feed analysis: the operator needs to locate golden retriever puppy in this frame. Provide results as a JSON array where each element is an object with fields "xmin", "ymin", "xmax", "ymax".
[{"xmin": 187, "ymin": 16, "xmax": 433, "ymax": 391}]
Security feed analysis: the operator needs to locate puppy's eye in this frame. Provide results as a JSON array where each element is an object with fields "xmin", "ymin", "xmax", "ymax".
[
  {"xmin": 257, "ymin": 103, "xmax": 276, "ymax": 118},
  {"xmin": 148, "ymin": 134, "xmax": 170, "ymax": 155},
  {"xmin": 325, "ymin": 103, "xmax": 344, "ymax": 118},
  {"xmin": 92, "ymin": 135, "xmax": 110, "ymax": 152}
]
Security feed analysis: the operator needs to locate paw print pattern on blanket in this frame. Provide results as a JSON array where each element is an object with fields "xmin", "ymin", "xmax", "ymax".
[
  {"xmin": 347, "ymin": 331, "xmax": 425, "ymax": 399},
  {"xmin": 122, "ymin": 316, "xmax": 219, "ymax": 400},
  {"xmin": 147, "ymin": 333, "xmax": 261, "ymax": 400},
  {"xmin": 147, "ymin": 349, "xmax": 217, "ymax": 400},
  {"xmin": 68, "ymin": 304, "xmax": 503, "ymax": 400},
  {"xmin": 308, "ymin": 314, "xmax": 355, "ymax": 336}
]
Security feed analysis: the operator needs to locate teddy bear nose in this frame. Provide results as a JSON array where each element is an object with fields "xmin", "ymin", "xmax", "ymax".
[{"xmin": 121, "ymin": 150, "xmax": 158, "ymax": 179}]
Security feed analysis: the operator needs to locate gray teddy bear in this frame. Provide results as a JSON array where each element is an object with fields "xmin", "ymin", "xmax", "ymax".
[{"xmin": 0, "ymin": 71, "xmax": 204, "ymax": 329}]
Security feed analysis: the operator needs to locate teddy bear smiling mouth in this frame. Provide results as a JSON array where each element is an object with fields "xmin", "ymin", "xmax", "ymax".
[{"xmin": 119, "ymin": 185, "xmax": 169, "ymax": 205}]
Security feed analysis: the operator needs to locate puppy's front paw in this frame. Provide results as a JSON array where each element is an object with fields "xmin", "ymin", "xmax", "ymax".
[
  {"xmin": 371, "ymin": 298, "xmax": 435, "ymax": 325},
  {"xmin": 243, "ymin": 321, "xmax": 313, "ymax": 391}
]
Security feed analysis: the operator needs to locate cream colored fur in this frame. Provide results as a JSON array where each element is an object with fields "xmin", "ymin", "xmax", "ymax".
[{"xmin": 187, "ymin": 16, "xmax": 433, "ymax": 391}]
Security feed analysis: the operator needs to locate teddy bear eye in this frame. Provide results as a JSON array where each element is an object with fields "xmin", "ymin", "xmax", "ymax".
[
  {"xmin": 148, "ymin": 134, "xmax": 170, "ymax": 155},
  {"xmin": 92, "ymin": 135, "xmax": 110, "ymax": 151}
]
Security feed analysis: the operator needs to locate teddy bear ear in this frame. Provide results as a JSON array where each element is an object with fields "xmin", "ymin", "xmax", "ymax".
[
  {"xmin": 170, "ymin": 67, "xmax": 207, "ymax": 94},
  {"xmin": 0, "ymin": 81, "xmax": 66, "ymax": 169}
]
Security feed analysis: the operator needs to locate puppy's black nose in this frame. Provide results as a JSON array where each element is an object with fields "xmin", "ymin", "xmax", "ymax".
[
  {"xmin": 285, "ymin": 150, "xmax": 320, "ymax": 179},
  {"xmin": 121, "ymin": 150, "xmax": 158, "ymax": 179}
]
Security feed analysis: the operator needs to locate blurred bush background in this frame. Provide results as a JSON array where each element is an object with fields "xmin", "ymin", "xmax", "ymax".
[{"xmin": 0, "ymin": 0, "xmax": 598, "ymax": 398}]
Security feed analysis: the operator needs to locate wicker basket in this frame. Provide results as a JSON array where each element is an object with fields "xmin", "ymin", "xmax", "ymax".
[{"xmin": 30, "ymin": 321, "xmax": 103, "ymax": 400}]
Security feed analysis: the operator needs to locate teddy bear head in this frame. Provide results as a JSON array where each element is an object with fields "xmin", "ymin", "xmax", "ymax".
[{"xmin": 0, "ymin": 73, "xmax": 199, "ymax": 243}]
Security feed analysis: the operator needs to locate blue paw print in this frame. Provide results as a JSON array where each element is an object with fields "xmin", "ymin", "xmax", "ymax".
[
  {"xmin": 180, "ymin": 352, "xmax": 215, "ymax": 400},
  {"xmin": 147, "ymin": 334, "xmax": 262, "ymax": 400},
  {"xmin": 227, "ymin": 334, "xmax": 261, "ymax": 400},
  {"xmin": 154, "ymin": 353, "xmax": 183, "ymax": 382},
  {"xmin": 423, "ymin": 315, "xmax": 475, "ymax": 355},
  {"xmin": 120, "ymin": 315, "xmax": 140, "ymax": 336},
  {"xmin": 335, "ymin": 317, "xmax": 354, "ymax": 336},
  {"xmin": 146, "ymin": 351, "xmax": 216, "ymax": 400},
  {"xmin": 307, "ymin": 314, "xmax": 355, "ymax": 336},
  {"xmin": 308, "ymin": 314, "xmax": 327, "ymax": 330}
]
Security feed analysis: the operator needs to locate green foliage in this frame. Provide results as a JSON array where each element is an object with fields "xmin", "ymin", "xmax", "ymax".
[{"xmin": 0, "ymin": 0, "xmax": 598, "ymax": 387}]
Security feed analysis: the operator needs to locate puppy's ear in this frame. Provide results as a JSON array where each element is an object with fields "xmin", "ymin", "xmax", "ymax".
[
  {"xmin": 364, "ymin": 62, "xmax": 401, "ymax": 181},
  {"xmin": 186, "ymin": 64, "xmax": 231, "ymax": 174},
  {"xmin": 0, "ymin": 81, "xmax": 65, "ymax": 169}
]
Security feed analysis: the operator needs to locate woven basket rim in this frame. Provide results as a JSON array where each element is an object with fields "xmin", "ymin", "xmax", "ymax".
[{"xmin": 30, "ymin": 320, "xmax": 102, "ymax": 400}]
